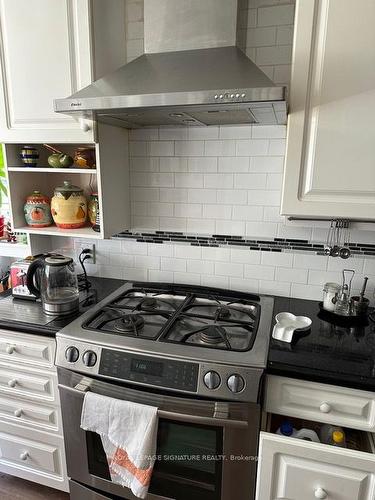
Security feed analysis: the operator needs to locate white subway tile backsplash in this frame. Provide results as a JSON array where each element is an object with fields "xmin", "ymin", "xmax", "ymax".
[
  {"xmin": 159, "ymin": 127, "xmax": 188, "ymax": 141},
  {"xmin": 159, "ymin": 217, "xmax": 187, "ymax": 232},
  {"xmin": 218, "ymin": 157, "xmax": 249, "ymax": 172},
  {"xmin": 229, "ymin": 277, "xmax": 259, "ymax": 293},
  {"xmin": 175, "ymin": 141, "xmax": 204, "ymax": 156},
  {"xmin": 204, "ymin": 174, "xmax": 234, "ymax": 189},
  {"xmin": 131, "ymin": 187, "xmax": 159, "ymax": 202},
  {"xmin": 248, "ymin": 190, "xmax": 281, "ymax": 206},
  {"xmin": 215, "ymin": 220, "xmax": 246, "ymax": 235},
  {"xmin": 188, "ymin": 189, "xmax": 217, "ymax": 204},
  {"xmin": 202, "ymin": 247, "xmax": 231, "ymax": 262},
  {"xmin": 205, "ymin": 140, "xmax": 236, "ymax": 157},
  {"xmin": 130, "ymin": 141, "xmax": 149, "ymax": 156},
  {"xmin": 215, "ymin": 262, "xmax": 243, "ymax": 278},
  {"xmin": 202, "ymin": 275, "xmax": 230, "ymax": 289},
  {"xmin": 109, "ymin": 253, "xmax": 134, "ymax": 267},
  {"xmin": 232, "ymin": 205, "xmax": 264, "ymax": 221},
  {"xmin": 257, "ymin": 4, "xmax": 295, "ymax": 26},
  {"xmin": 234, "ymin": 173, "xmax": 267, "ymax": 189},
  {"xmin": 149, "ymin": 141, "xmax": 174, "ymax": 157},
  {"xmin": 160, "ymin": 188, "xmax": 188, "ymax": 203},
  {"xmin": 250, "ymin": 156, "xmax": 284, "ymax": 173},
  {"xmin": 261, "ymin": 251, "xmax": 293, "ymax": 268},
  {"xmin": 188, "ymin": 126, "xmax": 219, "ymax": 140},
  {"xmin": 148, "ymin": 244, "xmax": 174, "ymax": 257},
  {"xmin": 148, "ymin": 270, "xmax": 174, "ymax": 282},
  {"xmin": 186, "ymin": 218, "xmax": 216, "ymax": 234},
  {"xmin": 268, "ymin": 139, "xmax": 287, "ymax": 155},
  {"xmin": 244, "ymin": 264, "xmax": 275, "ymax": 280},
  {"xmin": 129, "ymin": 128, "xmax": 158, "ymax": 141},
  {"xmin": 217, "ymin": 190, "xmax": 248, "ymax": 205},
  {"xmin": 203, "ymin": 204, "xmax": 232, "ymax": 219},
  {"xmin": 174, "ymin": 272, "xmax": 201, "ymax": 286},
  {"xmin": 161, "ymin": 257, "xmax": 186, "ymax": 273},
  {"xmin": 275, "ymin": 267, "xmax": 308, "ymax": 284},
  {"xmin": 134, "ymin": 255, "xmax": 160, "ymax": 270},
  {"xmin": 130, "ymin": 157, "xmax": 159, "ymax": 172},
  {"xmin": 148, "ymin": 202, "xmax": 174, "ymax": 217},
  {"xmin": 256, "ymin": 45, "xmax": 292, "ymax": 65},
  {"xmin": 159, "ymin": 157, "xmax": 188, "ymax": 172},
  {"xmin": 187, "ymin": 260, "xmax": 214, "ymax": 275},
  {"xmin": 276, "ymin": 25, "xmax": 294, "ymax": 45},
  {"xmin": 231, "ymin": 248, "xmax": 261, "ymax": 265},
  {"xmin": 121, "ymin": 240, "xmax": 148, "ymax": 255},
  {"xmin": 266, "ymin": 173, "xmax": 283, "ymax": 189},
  {"xmin": 236, "ymin": 139, "xmax": 268, "ymax": 156},
  {"xmin": 219, "ymin": 125, "xmax": 253, "ymax": 140},
  {"xmin": 252, "ymin": 125, "xmax": 286, "ymax": 139},
  {"xmin": 293, "ymin": 253, "xmax": 328, "ymax": 271},
  {"xmin": 259, "ymin": 280, "xmax": 291, "ymax": 296},
  {"xmin": 291, "ymin": 283, "xmax": 322, "ymax": 301},
  {"xmin": 246, "ymin": 26, "xmax": 276, "ymax": 47},
  {"xmin": 188, "ymin": 158, "xmax": 217, "ymax": 173},
  {"xmin": 246, "ymin": 222, "xmax": 278, "ymax": 238},
  {"xmin": 174, "ymin": 204, "xmax": 202, "ymax": 218},
  {"xmin": 174, "ymin": 245, "xmax": 202, "ymax": 260},
  {"xmin": 131, "ymin": 172, "xmax": 174, "ymax": 187},
  {"xmin": 175, "ymin": 173, "xmax": 204, "ymax": 188}
]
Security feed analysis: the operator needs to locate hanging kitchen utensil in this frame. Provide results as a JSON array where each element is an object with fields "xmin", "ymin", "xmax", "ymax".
[
  {"xmin": 330, "ymin": 220, "xmax": 340, "ymax": 257},
  {"xmin": 340, "ymin": 220, "xmax": 351, "ymax": 259},
  {"xmin": 324, "ymin": 220, "xmax": 334, "ymax": 256}
]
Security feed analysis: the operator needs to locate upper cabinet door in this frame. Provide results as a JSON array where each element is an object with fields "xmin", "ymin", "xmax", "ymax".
[
  {"xmin": 0, "ymin": 0, "xmax": 94, "ymax": 143},
  {"xmin": 281, "ymin": 0, "xmax": 375, "ymax": 219}
]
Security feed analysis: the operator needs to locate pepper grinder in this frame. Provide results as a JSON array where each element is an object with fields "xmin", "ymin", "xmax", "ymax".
[
  {"xmin": 334, "ymin": 269, "xmax": 355, "ymax": 316},
  {"xmin": 351, "ymin": 277, "xmax": 369, "ymax": 316}
]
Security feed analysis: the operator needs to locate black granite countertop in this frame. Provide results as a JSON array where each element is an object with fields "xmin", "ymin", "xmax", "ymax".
[
  {"xmin": 268, "ymin": 296, "xmax": 375, "ymax": 392},
  {"xmin": 0, "ymin": 277, "xmax": 125, "ymax": 336}
]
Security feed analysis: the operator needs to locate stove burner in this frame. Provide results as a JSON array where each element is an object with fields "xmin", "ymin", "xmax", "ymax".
[
  {"xmin": 217, "ymin": 306, "xmax": 231, "ymax": 319},
  {"xmin": 114, "ymin": 314, "xmax": 145, "ymax": 334},
  {"xmin": 142, "ymin": 297, "xmax": 158, "ymax": 309},
  {"xmin": 199, "ymin": 325, "xmax": 228, "ymax": 345}
]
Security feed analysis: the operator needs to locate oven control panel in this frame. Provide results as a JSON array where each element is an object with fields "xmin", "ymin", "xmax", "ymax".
[{"xmin": 99, "ymin": 349, "xmax": 199, "ymax": 392}]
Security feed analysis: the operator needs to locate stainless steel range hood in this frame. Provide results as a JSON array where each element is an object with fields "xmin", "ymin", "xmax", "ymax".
[{"xmin": 54, "ymin": 0, "xmax": 287, "ymax": 128}]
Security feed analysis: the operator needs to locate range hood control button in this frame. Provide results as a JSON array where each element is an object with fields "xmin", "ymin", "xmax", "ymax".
[
  {"xmin": 203, "ymin": 371, "xmax": 221, "ymax": 390},
  {"xmin": 65, "ymin": 346, "xmax": 79, "ymax": 363},
  {"xmin": 227, "ymin": 374, "xmax": 245, "ymax": 393},
  {"xmin": 82, "ymin": 350, "xmax": 97, "ymax": 367}
]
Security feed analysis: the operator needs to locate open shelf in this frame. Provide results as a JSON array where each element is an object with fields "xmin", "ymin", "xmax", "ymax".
[
  {"xmin": 7, "ymin": 167, "xmax": 97, "ymax": 174},
  {"xmin": 15, "ymin": 225, "xmax": 102, "ymax": 239}
]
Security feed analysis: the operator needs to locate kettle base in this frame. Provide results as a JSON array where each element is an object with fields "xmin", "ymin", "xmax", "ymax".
[{"xmin": 43, "ymin": 298, "xmax": 79, "ymax": 316}]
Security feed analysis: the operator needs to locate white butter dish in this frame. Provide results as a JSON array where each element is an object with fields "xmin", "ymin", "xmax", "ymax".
[{"xmin": 272, "ymin": 312, "xmax": 312, "ymax": 343}]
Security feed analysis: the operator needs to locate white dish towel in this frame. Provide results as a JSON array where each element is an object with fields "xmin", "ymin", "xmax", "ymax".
[{"xmin": 81, "ymin": 392, "xmax": 159, "ymax": 499}]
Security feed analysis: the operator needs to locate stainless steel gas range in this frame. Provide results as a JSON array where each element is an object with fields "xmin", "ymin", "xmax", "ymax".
[{"xmin": 55, "ymin": 282, "xmax": 273, "ymax": 500}]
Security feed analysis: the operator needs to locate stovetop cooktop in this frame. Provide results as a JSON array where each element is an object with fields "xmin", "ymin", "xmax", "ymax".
[
  {"xmin": 84, "ymin": 287, "xmax": 260, "ymax": 352},
  {"xmin": 56, "ymin": 282, "xmax": 274, "ymax": 401}
]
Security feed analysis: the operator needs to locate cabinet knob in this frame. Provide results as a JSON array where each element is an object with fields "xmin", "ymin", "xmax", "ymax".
[
  {"xmin": 14, "ymin": 408, "xmax": 22, "ymax": 417},
  {"xmin": 8, "ymin": 379, "xmax": 17, "ymax": 388},
  {"xmin": 319, "ymin": 402, "xmax": 331, "ymax": 413},
  {"xmin": 80, "ymin": 120, "xmax": 90, "ymax": 132},
  {"xmin": 314, "ymin": 487, "xmax": 328, "ymax": 499},
  {"xmin": 19, "ymin": 451, "xmax": 29, "ymax": 461},
  {"xmin": 6, "ymin": 345, "xmax": 15, "ymax": 354}
]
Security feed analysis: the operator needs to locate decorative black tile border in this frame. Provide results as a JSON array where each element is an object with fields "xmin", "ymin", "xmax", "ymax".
[{"xmin": 112, "ymin": 230, "xmax": 375, "ymax": 256}]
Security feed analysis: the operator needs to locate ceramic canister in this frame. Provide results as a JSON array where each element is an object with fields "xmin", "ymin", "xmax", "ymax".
[
  {"xmin": 51, "ymin": 181, "xmax": 87, "ymax": 229},
  {"xmin": 73, "ymin": 147, "xmax": 96, "ymax": 169},
  {"xmin": 24, "ymin": 191, "xmax": 53, "ymax": 227},
  {"xmin": 20, "ymin": 146, "xmax": 39, "ymax": 167}
]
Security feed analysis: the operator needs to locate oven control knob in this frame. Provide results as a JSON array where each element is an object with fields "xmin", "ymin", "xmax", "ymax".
[
  {"xmin": 227, "ymin": 374, "xmax": 245, "ymax": 393},
  {"xmin": 65, "ymin": 346, "xmax": 79, "ymax": 363},
  {"xmin": 82, "ymin": 350, "xmax": 97, "ymax": 367},
  {"xmin": 203, "ymin": 371, "xmax": 221, "ymax": 390}
]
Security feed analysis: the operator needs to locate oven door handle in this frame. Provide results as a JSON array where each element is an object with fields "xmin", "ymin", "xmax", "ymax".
[{"xmin": 58, "ymin": 383, "xmax": 248, "ymax": 429}]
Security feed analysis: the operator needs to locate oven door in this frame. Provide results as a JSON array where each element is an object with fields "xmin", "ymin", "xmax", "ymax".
[{"xmin": 58, "ymin": 367, "xmax": 260, "ymax": 500}]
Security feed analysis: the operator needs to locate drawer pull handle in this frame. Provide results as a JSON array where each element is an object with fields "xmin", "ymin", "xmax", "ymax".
[
  {"xmin": 14, "ymin": 409, "xmax": 22, "ymax": 417},
  {"xmin": 6, "ymin": 345, "xmax": 15, "ymax": 354},
  {"xmin": 19, "ymin": 451, "xmax": 29, "ymax": 461},
  {"xmin": 319, "ymin": 402, "xmax": 331, "ymax": 413},
  {"xmin": 8, "ymin": 379, "xmax": 17, "ymax": 388},
  {"xmin": 314, "ymin": 487, "xmax": 328, "ymax": 499}
]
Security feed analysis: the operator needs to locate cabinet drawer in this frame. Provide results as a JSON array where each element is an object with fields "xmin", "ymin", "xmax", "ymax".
[
  {"xmin": 0, "ymin": 330, "xmax": 55, "ymax": 369},
  {"xmin": 0, "ymin": 393, "xmax": 60, "ymax": 432},
  {"xmin": 0, "ymin": 420, "xmax": 68, "ymax": 492},
  {"xmin": 265, "ymin": 375, "xmax": 375, "ymax": 432},
  {"xmin": 256, "ymin": 430, "xmax": 375, "ymax": 500},
  {"xmin": 0, "ymin": 362, "xmax": 58, "ymax": 404}
]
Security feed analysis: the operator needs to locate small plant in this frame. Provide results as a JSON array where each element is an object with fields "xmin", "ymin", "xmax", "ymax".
[{"xmin": 0, "ymin": 145, "xmax": 7, "ymax": 207}]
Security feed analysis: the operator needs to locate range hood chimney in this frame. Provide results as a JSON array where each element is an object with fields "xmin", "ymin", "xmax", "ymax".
[{"xmin": 54, "ymin": 0, "xmax": 287, "ymax": 128}]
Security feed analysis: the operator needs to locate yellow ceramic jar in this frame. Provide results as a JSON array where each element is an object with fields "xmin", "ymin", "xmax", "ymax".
[{"xmin": 51, "ymin": 181, "xmax": 87, "ymax": 229}]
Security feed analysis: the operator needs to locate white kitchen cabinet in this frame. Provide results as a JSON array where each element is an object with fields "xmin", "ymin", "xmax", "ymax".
[
  {"xmin": 281, "ymin": 0, "xmax": 375, "ymax": 219},
  {"xmin": 0, "ymin": 330, "xmax": 68, "ymax": 492},
  {"xmin": 256, "ymin": 375, "xmax": 375, "ymax": 500},
  {"xmin": 256, "ymin": 431, "xmax": 375, "ymax": 500},
  {"xmin": 0, "ymin": 0, "xmax": 126, "ymax": 143}
]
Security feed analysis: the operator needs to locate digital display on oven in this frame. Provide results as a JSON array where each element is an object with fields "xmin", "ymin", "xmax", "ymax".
[{"xmin": 131, "ymin": 358, "xmax": 164, "ymax": 377}]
